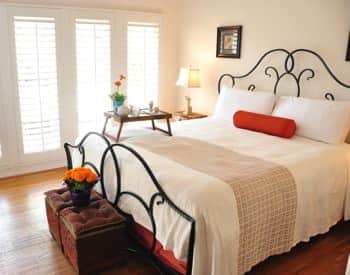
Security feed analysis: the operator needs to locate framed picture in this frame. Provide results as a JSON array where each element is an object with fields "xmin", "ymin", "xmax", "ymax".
[
  {"xmin": 346, "ymin": 32, "xmax": 350, "ymax": 61},
  {"xmin": 216, "ymin": 26, "xmax": 242, "ymax": 58}
]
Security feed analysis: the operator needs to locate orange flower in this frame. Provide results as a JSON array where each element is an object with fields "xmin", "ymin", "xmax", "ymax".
[
  {"xmin": 114, "ymin": 80, "xmax": 122, "ymax": 87},
  {"xmin": 73, "ymin": 171, "xmax": 86, "ymax": 182},
  {"xmin": 63, "ymin": 167, "xmax": 98, "ymax": 183},
  {"xmin": 86, "ymin": 172, "xmax": 98, "ymax": 183},
  {"xmin": 63, "ymin": 170, "xmax": 72, "ymax": 181},
  {"xmin": 120, "ymin": 74, "xmax": 126, "ymax": 80}
]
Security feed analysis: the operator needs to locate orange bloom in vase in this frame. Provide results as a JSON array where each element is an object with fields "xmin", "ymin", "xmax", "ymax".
[
  {"xmin": 63, "ymin": 167, "xmax": 99, "ymax": 207},
  {"xmin": 114, "ymin": 80, "xmax": 122, "ymax": 87},
  {"xmin": 110, "ymin": 74, "xmax": 127, "ymax": 111}
]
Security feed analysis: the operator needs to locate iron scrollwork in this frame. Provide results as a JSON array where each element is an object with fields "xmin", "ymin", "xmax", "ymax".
[
  {"xmin": 64, "ymin": 134, "xmax": 196, "ymax": 275},
  {"xmin": 64, "ymin": 132, "xmax": 112, "ymax": 199},
  {"xmin": 101, "ymin": 143, "xmax": 196, "ymax": 275},
  {"xmin": 218, "ymin": 48, "xmax": 350, "ymax": 100}
]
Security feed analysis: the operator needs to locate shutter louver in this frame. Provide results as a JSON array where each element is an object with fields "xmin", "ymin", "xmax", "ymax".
[
  {"xmin": 13, "ymin": 16, "xmax": 61, "ymax": 154},
  {"xmin": 75, "ymin": 19, "xmax": 111, "ymax": 136},
  {"xmin": 127, "ymin": 23, "xmax": 159, "ymax": 106}
]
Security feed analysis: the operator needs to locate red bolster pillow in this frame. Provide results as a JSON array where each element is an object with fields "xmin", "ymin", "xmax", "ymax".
[{"xmin": 233, "ymin": 110, "xmax": 296, "ymax": 138}]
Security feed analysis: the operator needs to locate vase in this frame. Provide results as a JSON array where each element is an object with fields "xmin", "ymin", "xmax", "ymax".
[
  {"xmin": 113, "ymin": 100, "xmax": 124, "ymax": 112},
  {"xmin": 117, "ymin": 104, "xmax": 129, "ymax": 116},
  {"xmin": 70, "ymin": 189, "xmax": 91, "ymax": 207}
]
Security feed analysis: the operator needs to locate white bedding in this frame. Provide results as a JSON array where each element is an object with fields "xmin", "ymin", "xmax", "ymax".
[{"xmin": 74, "ymin": 117, "xmax": 350, "ymax": 275}]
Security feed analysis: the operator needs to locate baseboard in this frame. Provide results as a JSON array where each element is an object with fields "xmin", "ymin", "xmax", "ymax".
[{"xmin": 0, "ymin": 159, "xmax": 66, "ymax": 179}]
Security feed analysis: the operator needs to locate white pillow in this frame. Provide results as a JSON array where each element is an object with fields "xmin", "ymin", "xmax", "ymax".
[
  {"xmin": 273, "ymin": 96, "xmax": 350, "ymax": 144},
  {"xmin": 213, "ymin": 86, "xmax": 275, "ymax": 122}
]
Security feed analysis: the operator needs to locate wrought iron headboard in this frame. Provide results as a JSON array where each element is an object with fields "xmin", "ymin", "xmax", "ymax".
[{"xmin": 218, "ymin": 48, "xmax": 350, "ymax": 100}]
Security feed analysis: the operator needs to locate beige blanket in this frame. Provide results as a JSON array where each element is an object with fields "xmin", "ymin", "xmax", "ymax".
[{"xmin": 128, "ymin": 136, "xmax": 297, "ymax": 274}]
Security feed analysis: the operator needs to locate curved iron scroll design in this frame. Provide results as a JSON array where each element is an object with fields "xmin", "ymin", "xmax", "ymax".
[
  {"xmin": 101, "ymin": 143, "xmax": 196, "ymax": 275},
  {"xmin": 63, "ymin": 132, "xmax": 113, "ymax": 199},
  {"xmin": 64, "ymin": 133, "xmax": 196, "ymax": 275},
  {"xmin": 218, "ymin": 48, "xmax": 350, "ymax": 100}
]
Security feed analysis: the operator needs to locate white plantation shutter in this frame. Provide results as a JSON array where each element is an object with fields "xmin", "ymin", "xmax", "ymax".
[
  {"xmin": 127, "ymin": 23, "xmax": 159, "ymax": 106},
  {"xmin": 75, "ymin": 19, "xmax": 111, "ymax": 135},
  {"xmin": 13, "ymin": 16, "xmax": 61, "ymax": 154}
]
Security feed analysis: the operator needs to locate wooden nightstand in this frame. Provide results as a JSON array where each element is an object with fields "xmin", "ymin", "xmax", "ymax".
[{"xmin": 174, "ymin": 111, "xmax": 208, "ymax": 121}]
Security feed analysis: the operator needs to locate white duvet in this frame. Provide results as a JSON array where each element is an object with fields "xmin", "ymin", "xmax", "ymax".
[{"xmin": 74, "ymin": 117, "xmax": 350, "ymax": 275}]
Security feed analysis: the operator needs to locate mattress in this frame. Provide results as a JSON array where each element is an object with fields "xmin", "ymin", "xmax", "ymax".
[{"xmin": 73, "ymin": 117, "xmax": 350, "ymax": 275}]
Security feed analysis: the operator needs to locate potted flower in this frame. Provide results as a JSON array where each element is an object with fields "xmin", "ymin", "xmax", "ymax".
[
  {"xmin": 110, "ymin": 75, "xmax": 127, "ymax": 112},
  {"xmin": 63, "ymin": 167, "xmax": 99, "ymax": 207}
]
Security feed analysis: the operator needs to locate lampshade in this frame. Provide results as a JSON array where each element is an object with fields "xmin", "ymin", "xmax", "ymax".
[{"xmin": 176, "ymin": 67, "xmax": 201, "ymax": 88}]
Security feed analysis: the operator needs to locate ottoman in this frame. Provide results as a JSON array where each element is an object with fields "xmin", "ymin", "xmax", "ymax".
[
  {"xmin": 45, "ymin": 187, "xmax": 102, "ymax": 250},
  {"xmin": 60, "ymin": 199, "xmax": 127, "ymax": 274}
]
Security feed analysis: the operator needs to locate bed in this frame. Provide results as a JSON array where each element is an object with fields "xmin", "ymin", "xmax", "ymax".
[{"xmin": 64, "ymin": 48, "xmax": 350, "ymax": 275}]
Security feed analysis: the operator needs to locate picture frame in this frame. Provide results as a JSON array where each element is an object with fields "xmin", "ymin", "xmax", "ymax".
[
  {"xmin": 216, "ymin": 26, "xmax": 242, "ymax": 58},
  {"xmin": 346, "ymin": 32, "xmax": 350, "ymax": 61}
]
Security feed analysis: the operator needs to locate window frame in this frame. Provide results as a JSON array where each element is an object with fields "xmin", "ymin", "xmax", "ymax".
[
  {"xmin": 7, "ymin": 6, "xmax": 65, "ymax": 165},
  {"xmin": 120, "ymin": 12, "xmax": 163, "ymax": 106},
  {"xmin": 0, "ymin": 4, "xmax": 10, "ymax": 168},
  {"xmin": 70, "ymin": 10, "xmax": 116, "ymax": 136},
  {"xmin": 0, "ymin": 4, "xmax": 162, "ymax": 177}
]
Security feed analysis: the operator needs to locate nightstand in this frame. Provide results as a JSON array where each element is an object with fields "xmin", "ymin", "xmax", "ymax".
[{"xmin": 174, "ymin": 111, "xmax": 208, "ymax": 121}]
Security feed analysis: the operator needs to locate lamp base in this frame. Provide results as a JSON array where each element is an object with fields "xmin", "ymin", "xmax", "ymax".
[{"xmin": 185, "ymin": 96, "xmax": 192, "ymax": 115}]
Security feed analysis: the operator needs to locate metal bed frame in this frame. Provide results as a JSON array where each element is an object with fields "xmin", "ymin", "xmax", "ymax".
[
  {"xmin": 218, "ymin": 48, "xmax": 350, "ymax": 99},
  {"xmin": 64, "ymin": 48, "xmax": 350, "ymax": 275}
]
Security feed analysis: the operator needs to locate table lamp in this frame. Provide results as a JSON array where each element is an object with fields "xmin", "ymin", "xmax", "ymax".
[{"xmin": 176, "ymin": 67, "xmax": 201, "ymax": 115}]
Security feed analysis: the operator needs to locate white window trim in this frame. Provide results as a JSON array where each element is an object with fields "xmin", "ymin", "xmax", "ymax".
[
  {"xmin": 7, "ymin": 6, "xmax": 65, "ymax": 166},
  {"xmin": 120, "ymin": 12, "xmax": 163, "ymax": 103},
  {"xmin": 70, "ymin": 9, "xmax": 116, "ymax": 136},
  {"xmin": 0, "ymin": 5, "xmax": 10, "ymax": 168},
  {"xmin": 0, "ymin": 3, "xmax": 162, "ymax": 177}
]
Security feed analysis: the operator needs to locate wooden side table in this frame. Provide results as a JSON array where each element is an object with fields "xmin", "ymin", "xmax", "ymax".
[
  {"xmin": 102, "ymin": 111, "xmax": 172, "ymax": 142},
  {"xmin": 174, "ymin": 111, "xmax": 208, "ymax": 121}
]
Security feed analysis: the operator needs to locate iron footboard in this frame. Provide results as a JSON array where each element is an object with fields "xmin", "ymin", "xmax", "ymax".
[{"xmin": 64, "ymin": 132, "xmax": 195, "ymax": 275}]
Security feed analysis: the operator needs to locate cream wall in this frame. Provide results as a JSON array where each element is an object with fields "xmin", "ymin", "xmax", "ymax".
[
  {"xmin": 2, "ymin": 0, "xmax": 350, "ymax": 114},
  {"xmin": 1, "ymin": 0, "xmax": 182, "ymax": 112},
  {"xmin": 177, "ymin": 0, "xmax": 350, "ymax": 114}
]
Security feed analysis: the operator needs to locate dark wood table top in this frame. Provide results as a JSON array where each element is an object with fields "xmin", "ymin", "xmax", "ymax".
[{"xmin": 104, "ymin": 110, "xmax": 172, "ymax": 123}]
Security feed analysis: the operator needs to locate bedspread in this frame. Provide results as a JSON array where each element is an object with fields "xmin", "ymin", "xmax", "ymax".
[{"xmin": 74, "ymin": 117, "xmax": 350, "ymax": 275}]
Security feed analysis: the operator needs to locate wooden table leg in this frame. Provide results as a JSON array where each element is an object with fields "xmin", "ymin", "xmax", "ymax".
[
  {"xmin": 152, "ymin": 118, "xmax": 172, "ymax": 136},
  {"xmin": 116, "ymin": 122, "xmax": 124, "ymax": 142},
  {"xmin": 102, "ymin": 116, "xmax": 109, "ymax": 135},
  {"xmin": 151, "ymin": 119, "xmax": 156, "ymax": 130},
  {"xmin": 166, "ymin": 118, "xmax": 172, "ymax": 136}
]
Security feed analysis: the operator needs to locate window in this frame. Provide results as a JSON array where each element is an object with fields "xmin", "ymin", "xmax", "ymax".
[
  {"xmin": 1, "ymin": 6, "xmax": 162, "ymax": 177},
  {"xmin": 13, "ymin": 16, "xmax": 61, "ymax": 154},
  {"xmin": 127, "ymin": 22, "xmax": 159, "ymax": 106},
  {"xmin": 75, "ymin": 19, "xmax": 111, "ymax": 135}
]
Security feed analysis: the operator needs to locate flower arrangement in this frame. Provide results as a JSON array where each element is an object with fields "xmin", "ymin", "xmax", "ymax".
[
  {"xmin": 110, "ymin": 74, "xmax": 127, "ymax": 103},
  {"xmin": 63, "ymin": 167, "xmax": 99, "ymax": 192}
]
